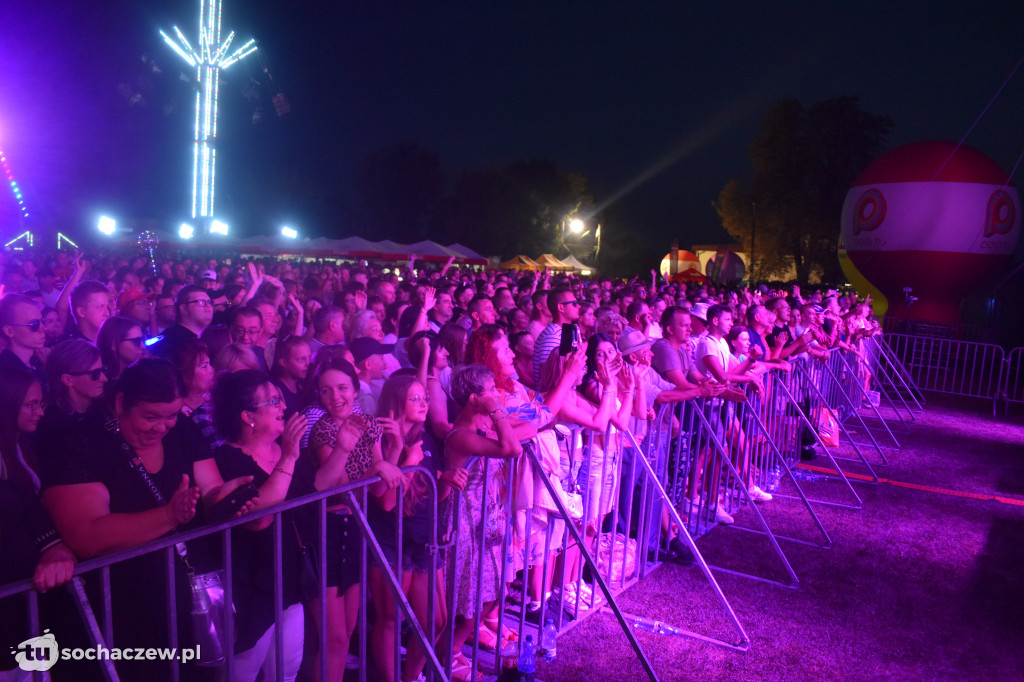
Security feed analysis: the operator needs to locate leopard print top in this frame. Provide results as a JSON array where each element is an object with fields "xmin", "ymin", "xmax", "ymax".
[{"xmin": 310, "ymin": 413, "xmax": 383, "ymax": 483}]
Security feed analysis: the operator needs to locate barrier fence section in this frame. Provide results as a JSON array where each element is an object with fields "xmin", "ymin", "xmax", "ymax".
[
  {"xmin": 0, "ymin": 467, "xmax": 446, "ymax": 682},
  {"xmin": 5, "ymin": 339, "xmax": 929, "ymax": 681},
  {"xmin": 862, "ymin": 336, "xmax": 926, "ymax": 419},
  {"xmin": 1003, "ymin": 347, "xmax": 1024, "ymax": 410},
  {"xmin": 883, "ymin": 334, "xmax": 1005, "ymax": 415}
]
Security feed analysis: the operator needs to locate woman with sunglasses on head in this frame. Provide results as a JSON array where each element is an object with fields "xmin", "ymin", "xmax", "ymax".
[
  {"xmin": 210, "ymin": 370, "xmax": 311, "ymax": 682},
  {"xmin": 308, "ymin": 358, "xmax": 405, "ymax": 682},
  {"xmin": 97, "ymin": 316, "xmax": 145, "ymax": 382}
]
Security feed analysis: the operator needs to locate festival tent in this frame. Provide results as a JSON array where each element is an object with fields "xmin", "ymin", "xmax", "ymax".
[
  {"xmin": 231, "ymin": 235, "xmax": 487, "ymax": 264},
  {"xmin": 500, "ymin": 254, "xmax": 542, "ymax": 271},
  {"xmin": 534, "ymin": 253, "xmax": 573, "ymax": 271},
  {"xmin": 446, "ymin": 243, "xmax": 487, "ymax": 263},
  {"xmin": 559, "ymin": 253, "xmax": 594, "ymax": 273}
]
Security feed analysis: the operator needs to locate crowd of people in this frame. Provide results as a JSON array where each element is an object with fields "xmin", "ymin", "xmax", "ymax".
[{"xmin": 0, "ymin": 248, "xmax": 882, "ymax": 681}]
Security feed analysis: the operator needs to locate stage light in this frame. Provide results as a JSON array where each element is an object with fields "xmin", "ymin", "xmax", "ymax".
[
  {"xmin": 98, "ymin": 216, "xmax": 116, "ymax": 235},
  {"xmin": 281, "ymin": 226, "xmax": 298, "ymax": 239},
  {"xmin": 210, "ymin": 219, "xmax": 229, "ymax": 236},
  {"xmin": 179, "ymin": 223, "xmax": 195, "ymax": 239},
  {"xmin": 569, "ymin": 218, "xmax": 585, "ymax": 234}
]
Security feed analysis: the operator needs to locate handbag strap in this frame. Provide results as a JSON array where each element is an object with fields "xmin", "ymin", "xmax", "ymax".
[{"xmin": 123, "ymin": 438, "xmax": 193, "ymax": 572}]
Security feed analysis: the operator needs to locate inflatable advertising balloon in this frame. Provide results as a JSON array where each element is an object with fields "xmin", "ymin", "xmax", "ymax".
[
  {"xmin": 840, "ymin": 141, "xmax": 1020, "ymax": 323},
  {"xmin": 660, "ymin": 249, "xmax": 705, "ymax": 283},
  {"xmin": 706, "ymin": 250, "xmax": 746, "ymax": 285}
]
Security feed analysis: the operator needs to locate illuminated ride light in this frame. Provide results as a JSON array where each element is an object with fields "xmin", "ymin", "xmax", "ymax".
[
  {"xmin": 210, "ymin": 219, "xmax": 229, "ymax": 236},
  {"xmin": 0, "ymin": 143, "xmax": 30, "ymax": 220},
  {"xmin": 281, "ymin": 226, "xmax": 297, "ymax": 239},
  {"xmin": 161, "ymin": 0, "xmax": 257, "ymax": 222},
  {"xmin": 4, "ymin": 230, "xmax": 32, "ymax": 250},
  {"xmin": 57, "ymin": 232, "xmax": 78, "ymax": 250},
  {"xmin": 179, "ymin": 223, "xmax": 196, "ymax": 239}
]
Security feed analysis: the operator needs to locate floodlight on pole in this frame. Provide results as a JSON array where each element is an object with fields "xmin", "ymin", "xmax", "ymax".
[
  {"xmin": 281, "ymin": 226, "xmax": 298, "ymax": 239},
  {"xmin": 98, "ymin": 216, "xmax": 116, "ymax": 236},
  {"xmin": 179, "ymin": 223, "xmax": 195, "ymax": 239},
  {"xmin": 569, "ymin": 218, "xmax": 585, "ymax": 234},
  {"xmin": 210, "ymin": 219, "xmax": 229, "ymax": 236}
]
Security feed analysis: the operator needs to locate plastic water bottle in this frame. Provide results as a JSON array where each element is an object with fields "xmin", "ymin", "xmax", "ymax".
[
  {"xmin": 518, "ymin": 635, "xmax": 536, "ymax": 681},
  {"xmin": 541, "ymin": 618, "xmax": 558, "ymax": 662},
  {"xmin": 768, "ymin": 465, "xmax": 782, "ymax": 492}
]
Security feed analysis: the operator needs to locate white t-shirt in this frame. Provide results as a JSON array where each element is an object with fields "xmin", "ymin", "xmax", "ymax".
[{"xmin": 694, "ymin": 334, "xmax": 731, "ymax": 380}]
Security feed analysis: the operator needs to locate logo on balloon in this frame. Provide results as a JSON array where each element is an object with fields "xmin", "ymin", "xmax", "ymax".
[
  {"xmin": 984, "ymin": 190, "xmax": 1015, "ymax": 238},
  {"xmin": 853, "ymin": 189, "xmax": 886, "ymax": 235}
]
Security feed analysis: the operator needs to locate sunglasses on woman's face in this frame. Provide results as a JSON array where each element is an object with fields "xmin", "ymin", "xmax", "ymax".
[
  {"xmin": 69, "ymin": 367, "xmax": 108, "ymax": 381},
  {"xmin": 121, "ymin": 336, "xmax": 144, "ymax": 347},
  {"xmin": 10, "ymin": 320, "xmax": 43, "ymax": 332}
]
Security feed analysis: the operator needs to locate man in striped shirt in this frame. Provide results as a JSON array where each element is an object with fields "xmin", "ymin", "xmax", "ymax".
[{"xmin": 532, "ymin": 286, "xmax": 580, "ymax": 387}]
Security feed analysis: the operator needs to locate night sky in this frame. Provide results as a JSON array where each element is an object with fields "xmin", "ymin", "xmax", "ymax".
[{"xmin": 4, "ymin": 1, "xmax": 1024, "ymax": 256}]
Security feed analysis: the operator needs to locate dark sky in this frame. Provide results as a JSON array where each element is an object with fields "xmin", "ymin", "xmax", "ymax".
[{"xmin": 4, "ymin": 1, "xmax": 1024, "ymax": 254}]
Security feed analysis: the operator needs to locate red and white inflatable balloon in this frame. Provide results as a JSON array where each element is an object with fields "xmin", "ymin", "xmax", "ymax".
[{"xmin": 841, "ymin": 141, "xmax": 1020, "ymax": 323}]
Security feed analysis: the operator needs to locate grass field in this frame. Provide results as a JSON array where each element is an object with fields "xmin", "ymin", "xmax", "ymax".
[{"xmin": 541, "ymin": 398, "xmax": 1024, "ymax": 681}]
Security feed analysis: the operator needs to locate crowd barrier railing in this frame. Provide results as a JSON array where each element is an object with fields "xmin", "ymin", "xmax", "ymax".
[
  {"xmin": 830, "ymin": 346, "xmax": 907, "ymax": 447},
  {"xmin": 883, "ymin": 333, "xmax": 1004, "ymax": 416},
  {"xmin": 445, "ymin": 424, "xmax": 756, "ymax": 682},
  {"xmin": 1001, "ymin": 346, "xmax": 1024, "ymax": 411},
  {"xmin": 859, "ymin": 335, "xmax": 926, "ymax": 418},
  {"xmin": 860, "ymin": 336, "xmax": 926, "ymax": 421},
  {"xmin": 10, "ymin": 339, "xmax": 934, "ymax": 681},
  {"xmin": 1, "ymin": 466, "xmax": 447, "ymax": 682}
]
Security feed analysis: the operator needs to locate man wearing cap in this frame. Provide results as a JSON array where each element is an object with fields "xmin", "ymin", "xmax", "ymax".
[
  {"xmin": 199, "ymin": 270, "xmax": 219, "ymax": 291},
  {"xmin": 117, "ymin": 288, "xmax": 156, "ymax": 336},
  {"xmin": 794, "ymin": 303, "xmax": 829, "ymax": 361},
  {"xmin": 349, "ymin": 337, "xmax": 391, "ymax": 415}
]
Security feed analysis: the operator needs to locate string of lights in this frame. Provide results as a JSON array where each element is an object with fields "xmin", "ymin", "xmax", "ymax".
[{"xmin": 0, "ymin": 141, "xmax": 29, "ymax": 220}]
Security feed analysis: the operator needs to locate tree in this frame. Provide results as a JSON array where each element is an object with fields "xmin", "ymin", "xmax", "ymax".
[
  {"xmin": 715, "ymin": 97, "xmax": 893, "ymax": 282},
  {"xmin": 352, "ymin": 143, "xmax": 445, "ymax": 242},
  {"xmin": 438, "ymin": 159, "xmax": 593, "ymax": 259}
]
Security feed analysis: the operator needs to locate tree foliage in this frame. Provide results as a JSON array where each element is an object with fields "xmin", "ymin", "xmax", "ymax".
[
  {"xmin": 437, "ymin": 158, "xmax": 593, "ymax": 258},
  {"xmin": 715, "ymin": 97, "xmax": 893, "ymax": 282},
  {"xmin": 353, "ymin": 142, "xmax": 446, "ymax": 243}
]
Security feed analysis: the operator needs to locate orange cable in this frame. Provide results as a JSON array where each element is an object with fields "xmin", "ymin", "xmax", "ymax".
[{"xmin": 795, "ymin": 463, "xmax": 1024, "ymax": 507}]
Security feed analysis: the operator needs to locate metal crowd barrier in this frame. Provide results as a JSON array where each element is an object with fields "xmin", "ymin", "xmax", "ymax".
[
  {"xmin": 883, "ymin": 333, "xmax": 1004, "ymax": 415},
  {"xmin": 1, "ymin": 466, "xmax": 446, "ymax": 682},
  {"xmin": 861, "ymin": 335, "xmax": 926, "ymax": 420},
  {"xmin": 1001, "ymin": 346, "xmax": 1024, "ymax": 411},
  {"xmin": 444, "ymin": 422, "xmax": 753, "ymax": 682},
  {"xmin": 10, "ymin": 339, "xmax": 934, "ymax": 682}
]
